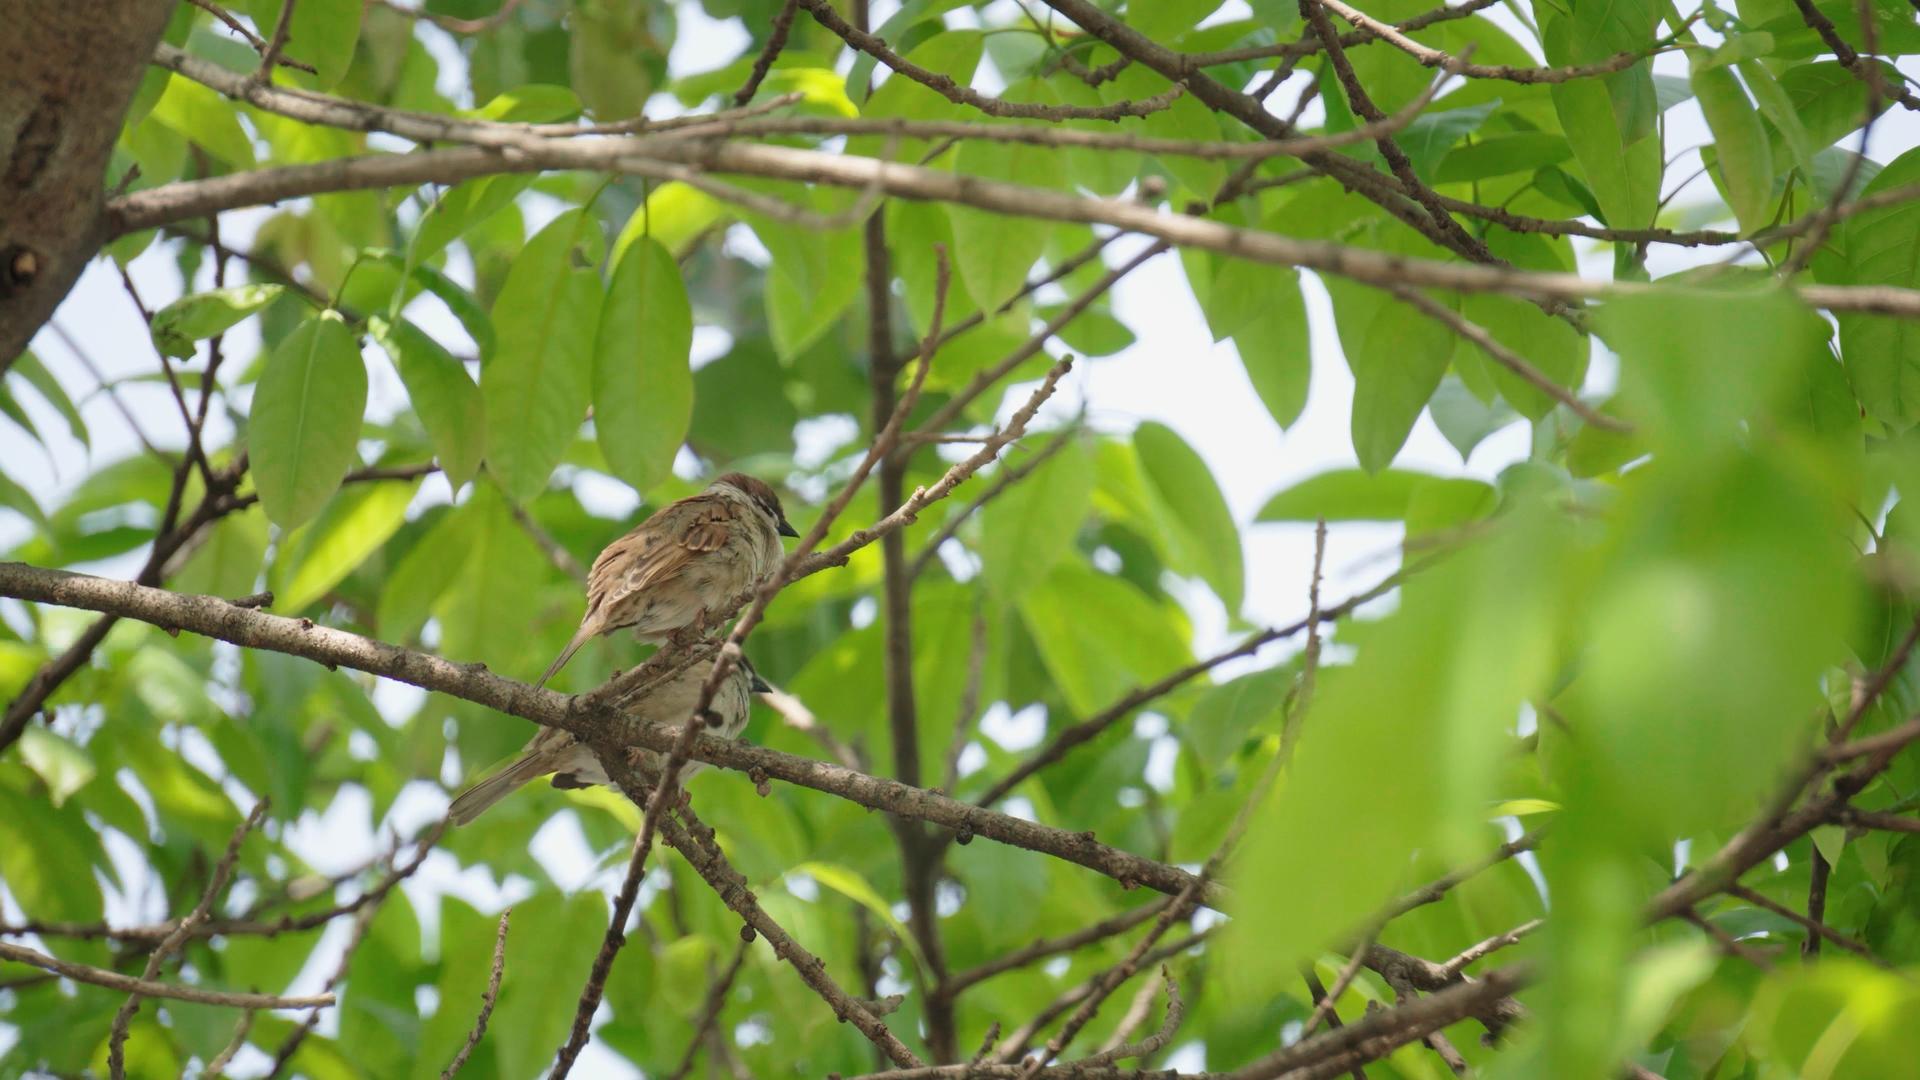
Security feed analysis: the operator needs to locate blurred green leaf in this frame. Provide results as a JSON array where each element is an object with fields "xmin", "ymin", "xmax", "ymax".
[
  {"xmin": 1135, "ymin": 421, "xmax": 1243, "ymax": 612},
  {"xmin": 9, "ymin": 351, "xmax": 87, "ymax": 449},
  {"xmin": 275, "ymin": 478, "xmax": 416, "ymax": 612},
  {"xmin": 1691, "ymin": 60, "xmax": 1775, "ymax": 233},
  {"xmin": 1019, "ymin": 561, "xmax": 1192, "ymax": 715},
  {"xmin": 149, "ymin": 284, "xmax": 286, "ymax": 359},
  {"xmin": 18, "ymin": 728, "xmax": 93, "ymax": 808},
  {"xmin": 490, "ymin": 889, "xmax": 609, "ymax": 1080},
  {"xmin": 978, "ymin": 437, "xmax": 1093, "ymax": 601},
  {"xmin": 1258, "ymin": 467, "xmax": 1495, "ymax": 525}
]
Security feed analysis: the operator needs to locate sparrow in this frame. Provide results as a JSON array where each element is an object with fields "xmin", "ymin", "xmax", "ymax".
[
  {"xmin": 449, "ymin": 658, "xmax": 769, "ymax": 825},
  {"xmin": 535, "ymin": 472, "xmax": 798, "ymax": 689}
]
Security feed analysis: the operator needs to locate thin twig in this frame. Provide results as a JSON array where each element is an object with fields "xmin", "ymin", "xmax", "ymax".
[
  {"xmin": 550, "ymin": 832, "xmax": 658, "ymax": 1075},
  {"xmin": 0, "ymin": 940, "xmax": 331, "ymax": 1010},
  {"xmin": 908, "ymin": 429, "xmax": 1079, "ymax": 581},
  {"xmin": 1388, "ymin": 285, "xmax": 1625, "ymax": 431},
  {"xmin": 254, "ymin": 0, "xmax": 297, "ymax": 82},
  {"xmin": 1436, "ymin": 918, "xmax": 1544, "ymax": 978},
  {"xmin": 202, "ymin": 1011, "xmax": 255, "ymax": 1077},
  {"xmin": 1725, "ymin": 884, "xmax": 1875, "ymax": 960},
  {"xmin": 187, "ymin": 0, "xmax": 317, "ymax": 72},
  {"xmin": 666, "ymin": 939, "xmax": 751, "ymax": 1080},
  {"xmin": 109, "ymin": 798, "xmax": 269, "ymax": 1078},
  {"xmin": 442, "ymin": 909, "xmax": 510, "ymax": 1079},
  {"xmin": 800, "ymin": 0, "xmax": 1186, "ymax": 121},
  {"xmin": 734, "ymin": 0, "xmax": 801, "ymax": 106}
]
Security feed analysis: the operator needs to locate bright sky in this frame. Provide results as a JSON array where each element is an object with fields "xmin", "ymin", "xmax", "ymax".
[{"xmin": 3, "ymin": 2, "xmax": 1919, "ymax": 1073}]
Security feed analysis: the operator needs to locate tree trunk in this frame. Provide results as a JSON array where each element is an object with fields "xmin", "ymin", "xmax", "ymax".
[{"xmin": 0, "ymin": 0, "xmax": 175, "ymax": 369}]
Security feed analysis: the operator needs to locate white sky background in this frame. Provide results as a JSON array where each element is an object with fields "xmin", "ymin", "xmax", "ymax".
[{"xmin": 2, "ymin": 1, "xmax": 1919, "ymax": 1074}]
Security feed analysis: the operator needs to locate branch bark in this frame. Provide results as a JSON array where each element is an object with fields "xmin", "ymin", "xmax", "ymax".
[
  {"xmin": 0, "ymin": 1, "xmax": 176, "ymax": 367},
  {"xmin": 0, "ymin": 561, "xmax": 1220, "ymax": 907}
]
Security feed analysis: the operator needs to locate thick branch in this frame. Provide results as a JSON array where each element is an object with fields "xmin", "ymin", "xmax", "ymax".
[{"xmin": 106, "ymin": 139, "xmax": 1920, "ymax": 318}]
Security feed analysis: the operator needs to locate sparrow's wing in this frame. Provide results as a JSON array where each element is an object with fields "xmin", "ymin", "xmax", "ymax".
[
  {"xmin": 589, "ymin": 493, "xmax": 734, "ymax": 622},
  {"xmin": 538, "ymin": 495, "xmax": 735, "ymax": 687}
]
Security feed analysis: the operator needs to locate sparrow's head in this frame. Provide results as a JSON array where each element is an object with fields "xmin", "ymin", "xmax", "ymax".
[
  {"xmin": 715, "ymin": 472, "xmax": 799, "ymax": 538},
  {"xmin": 740, "ymin": 656, "xmax": 772, "ymax": 694}
]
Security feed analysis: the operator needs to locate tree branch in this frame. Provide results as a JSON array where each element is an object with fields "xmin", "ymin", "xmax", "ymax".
[
  {"xmin": 0, "ymin": 940, "xmax": 332, "ymax": 1010},
  {"xmin": 0, "ymin": 561, "xmax": 1219, "ymax": 907}
]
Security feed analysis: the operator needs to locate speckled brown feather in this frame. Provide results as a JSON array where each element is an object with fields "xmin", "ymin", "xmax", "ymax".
[{"xmin": 534, "ymin": 478, "xmax": 788, "ymax": 689}]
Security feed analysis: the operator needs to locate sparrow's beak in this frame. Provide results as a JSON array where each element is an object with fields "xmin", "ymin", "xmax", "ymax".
[
  {"xmin": 748, "ymin": 669, "xmax": 772, "ymax": 693},
  {"xmin": 777, "ymin": 518, "xmax": 799, "ymax": 538}
]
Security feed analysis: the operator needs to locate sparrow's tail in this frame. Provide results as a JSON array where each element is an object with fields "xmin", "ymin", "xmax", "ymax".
[
  {"xmin": 534, "ymin": 626, "xmax": 592, "ymax": 689},
  {"xmin": 448, "ymin": 752, "xmax": 552, "ymax": 825}
]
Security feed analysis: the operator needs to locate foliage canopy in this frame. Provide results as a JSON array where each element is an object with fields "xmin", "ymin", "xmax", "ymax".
[{"xmin": 5, "ymin": 0, "xmax": 1920, "ymax": 1078}]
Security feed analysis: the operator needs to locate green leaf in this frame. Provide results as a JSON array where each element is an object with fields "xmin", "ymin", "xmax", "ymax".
[
  {"xmin": 978, "ymin": 437, "xmax": 1093, "ymax": 600},
  {"xmin": 1739, "ymin": 58, "xmax": 1814, "ymax": 180},
  {"xmin": 1258, "ymin": 467, "xmax": 1495, "ymax": 526},
  {"xmin": 1135, "ymin": 422, "xmax": 1243, "ymax": 613},
  {"xmin": 148, "ymin": 75, "xmax": 254, "ymax": 168},
  {"xmin": 1599, "ymin": 289, "xmax": 1832, "ymax": 448},
  {"xmin": 1748, "ymin": 960, "xmax": 1920, "ymax": 1076},
  {"xmin": 1831, "ymin": 148, "xmax": 1920, "ymax": 426},
  {"xmin": 793, "ymin": 862, "xmax": 922, "ymax": 969},
  {"xmin": 611, "ymin": 181, "xmax": 730, "ymax": 263},
  {"xmin": 568, "ymin": 0, "xmax": 658, "ymax": 119},
  {"xmin": 1434, "ymin": 132, "xmax": 1574, "ymax": 184},
  {"xmin": 1545, "ymin": 12, "xmax": 1660, "ymax": 228},
  {"xmin": 1202, "ymin": 253, "xmax": 1275, "ymax": 344},
  {"xmin": 0, "ymin": 785, "xmax": 106, "ymax": 923},
  {"xmin": 172, "ymin": 507, "xmax": 271, "ymax": 599},
  {"xmin": 1456, "ymin": 233, "xmax": 1587, "ymax": 420},
  {"xmin": 595, "ymin": 236, "xmax": 693, "ymax": 493},
  {"xmin": 752, "ymin": 212, "xmax": 864, "ymax": 362},
  {"xmin": 1779, "ymin": 60, "xmax": 1890, "ymax": 161},
  {"xmin": 1019, "ymin": 561, "xmax": 1192, "ymax": 715},
  {"xmin": 0, "ymin": 459, "xmax": 49, "ymax": 533},
  {"xmin": 482, "ymin": 209, "xmax": 603, "ymax": 502},
  {"xmin": 1229, "ymin": 506, "xmax": 1572, "ymax": 977},
  {"xmin": 19, "ymin": 728, "xmax": 95, "ymax": 808},
  {"xmin": 371, "ymin": 316, "xmax": 485, "ymax": 490},
  {"xmin": 377, "ymin": 506, "xmax": 468, "ymax": 642},
  {"xmin": 1323, "ymin": 276, "xmax": 1454, "ymax": 473},
  {"xmin": 489, "ymin": 889, "xmax": 609, "ymax": 1080},
  {"xmin": 149, "ymin": 284, "xmax": 286, "ymax": 359},
  {"xmin": 1187, "ymin": 666, "xmax": 1291, "ymax": 768},
  {"xmin": 1691, "ymin": 61, "xmax": 1776, "ymax": 233},
  {"xmin": 1398, "ymin": 100, "xmax": 1499, "ymax": 182},
  {"xmin": 466, "ymin": 85, "xmax": 582, "ymax": 123},
  {"xmin": 250, "ymin": 313, "xmax": 368, "ymax": 529},
  {"xmin": 275, "ymin": 480, "xmax": 417, "ymax": 612},
  {"xmin": 1129, "ymin": 0, "xmax": 1223, "ymax": 41},
  {"xmin": 950, "ymin": 138, "xmax": 1053, "ymax": 314},
  {"xmin": 1232, "ymin": 269, "xmax": 1312, "ymax": 431},
  {"xmin": 1428, "ymin": 375, "xmax": 1520, "ymax": 461},
  {"xmin": 9, "ymin": 351, "xmax": 87, "ymax": 449},
  {"xmin": 414, "ymin": 176, "xmax": 536, "ymax": 264}
]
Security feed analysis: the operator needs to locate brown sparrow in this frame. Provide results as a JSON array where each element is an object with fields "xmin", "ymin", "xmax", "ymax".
[
  {"xmin": 449, "ymin": 658, "xmax": 768, "ymax": 824},
  {"xmin": 535, "ymin": 472, "xmax": 798, "ymax": 689}
]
